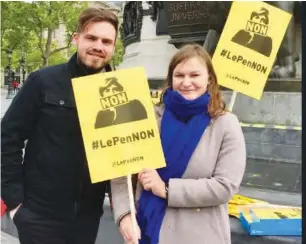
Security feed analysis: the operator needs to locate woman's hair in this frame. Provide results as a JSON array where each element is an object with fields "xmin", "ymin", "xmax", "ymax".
[{"xmin": 160, "ymin": 43, "xmax": 226, "ymax": 118}]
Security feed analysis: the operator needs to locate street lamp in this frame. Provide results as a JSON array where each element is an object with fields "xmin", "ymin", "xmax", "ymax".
[
  {"xmin": 20, "ymin": 57, "xmax": 26, "ymax": 84},
  {"xmin": 6, "ymin": 49, "xmax": 14, "ymax": 99}
]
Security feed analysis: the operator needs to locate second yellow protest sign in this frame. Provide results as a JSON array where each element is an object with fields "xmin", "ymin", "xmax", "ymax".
[
  {"xmin": 212, "ymin": 1, "xmax": 292, "ymax": 100},
  {"xmin": 72, "ymin": 67, "xmax": 166, "ymax": 183}
]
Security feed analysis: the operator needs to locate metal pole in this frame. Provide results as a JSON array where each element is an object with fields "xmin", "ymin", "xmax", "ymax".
[
  {"xmin": 227, "ymin": 91, "xmax": 237, "ymax": 112},
  {"xmin": 6, "ymin": 49, "xmax": 14, "ymax": 99},
  {"xmin": 20, "ymin": 56, "xmax": 25, "ymax": 83},
  {"xmin": 22, "ymin": 68, "xmax": 25, "ymax": 83}
]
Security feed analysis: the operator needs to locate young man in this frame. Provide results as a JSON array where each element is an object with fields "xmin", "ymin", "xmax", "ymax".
[{"xmin": 1, "ymin": 8, "xmax": 118, "ymax": 244}]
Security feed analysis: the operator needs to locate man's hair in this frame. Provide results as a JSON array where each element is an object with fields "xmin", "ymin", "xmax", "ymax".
[{"xmin": 76, "ymin": 8, "xmax": 119, "ymax": 37}]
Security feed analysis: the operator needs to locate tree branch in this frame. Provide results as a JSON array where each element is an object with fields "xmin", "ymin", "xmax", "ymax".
[
  {"xmin": 44, "ymin": 2, "xmax": 53, "ymax": 57},
  {"xmin": 49, "ymin": 31, "xmax": 73, "ymax": 56},
  {"xmin": 31, "ymin": 3, "xmax": 45, "ymax": 58},
  {"xmin": 45, "ymin": 27, "xmax": 53, "ymax": 56},
  {"xmin": 37, "ymin": 29, "xmax": 45, "ymax": 57},
  {"xmin": 1, "ymin": 28, "xmax": 7, "ymax": 38},
  {"xmin": 1, "ymin": 29, "xmax": 6, "ymax": 46},
  {"xmin": 11, "ymin": 42, "xmax": 19, "ymax": 50},
  {"xmin": 49, "ymin": 43, "xmax": 71, "ymax": 56}
]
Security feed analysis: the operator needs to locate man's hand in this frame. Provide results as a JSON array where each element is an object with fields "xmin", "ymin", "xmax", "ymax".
[
  {"xmin": 119, "ymin": 214, "xmax": 141, "ymax": 244},
  {"xmin": 9, "ymin": 204, "xmax": 22, "ymax": 220},
  {"xmin": 138, "ymin": 169, "xmax": 166, "ymax": 199}
]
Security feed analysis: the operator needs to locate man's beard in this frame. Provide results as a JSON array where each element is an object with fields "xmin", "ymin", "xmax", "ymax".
[{"xmin": 77, "ymin": 53, "xmax": 109, "ymax": 74}]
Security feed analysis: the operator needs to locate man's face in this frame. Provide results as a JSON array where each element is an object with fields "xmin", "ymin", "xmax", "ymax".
[{"xmin": 72, "ymin": 21, "xmax": 116, "ymax": 70}]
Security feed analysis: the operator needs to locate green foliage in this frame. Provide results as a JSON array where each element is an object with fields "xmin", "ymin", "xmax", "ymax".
[
  {"xmin": 1, "ymin": 1, "xmax": 89, "ymax": 69},
  {"xmin": 112, "ymin": 38, "xmax": 124, "ymax": 69},
  {"xmin": 2, "ymin": 1, "xmax": 125, "ymax": 72}
]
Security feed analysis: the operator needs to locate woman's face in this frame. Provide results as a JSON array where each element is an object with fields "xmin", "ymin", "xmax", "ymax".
[{"xmin": 172, "ymin": 57, "xmax": 209, "ymax": 100}]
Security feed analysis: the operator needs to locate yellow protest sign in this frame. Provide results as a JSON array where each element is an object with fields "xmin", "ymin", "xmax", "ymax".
[
  {"xmin": 228, "ymin": 194, "xmax": 269, "ymax": 218},
  {"xmin": 72, "ymin": 67, "xmax": 166, "ymax": 183},
  {"xmin": 212, "ymin": 1, "xmax": 292, "ymax": 100},
  {"xmin": 150, "ymin": 90, "xmax": 162, "ymax": 105},
  {"xmin": 252, "ymin": 207, "xmax": 301, "ymax": 219}
]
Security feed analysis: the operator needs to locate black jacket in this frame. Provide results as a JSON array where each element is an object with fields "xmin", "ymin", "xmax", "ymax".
[{"xmin": 1, "ymin": 54, "xmax": 112, "ymax": 220}]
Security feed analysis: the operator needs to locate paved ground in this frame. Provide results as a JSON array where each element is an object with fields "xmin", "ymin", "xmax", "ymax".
[
  {"xmin": 1, "ymin": 232, "xmax": 19, "ymax": 244},
  {"xmin": 1, "ymin": 87, "xmax": 14, "ymax": 119},
  {"xmin": 1, "ymin": 199, "xmax": 124, "ymax": 244},
  {"xmin": 242, "ymin": 158, "xmax": 301, "ymax": 193}
]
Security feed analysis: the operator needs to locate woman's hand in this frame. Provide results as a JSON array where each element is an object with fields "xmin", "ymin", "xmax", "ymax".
[
  {"xmin": 119, "ymin": 214, "xmax": 141, "ymax": 244},
  {"xmin": 138, "ymin": 169, "xmax": 166, "ymax": 199}
]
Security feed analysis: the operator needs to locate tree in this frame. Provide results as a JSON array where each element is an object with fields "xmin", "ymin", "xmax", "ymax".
[
  {"xmin": 1, "ymin": 2, "xmax": 31, "ymax": 51},
  {"xmin": 112, "ymin": 38, "xmax": 124, "ymax": 70},
  {"xmin": 26, "ymin": 1, "xmax": 89, "ymax": 66},
  {"xmin": 1, "ymin": 2, "xmax": 37, "ymax": 69},
  {"xmin": 1, "ymin": 1, "xmax": 89, "ymax": 68},
  {"xmin": 2, "ymin": 1, "xmax": 125, "ymax": 70}
]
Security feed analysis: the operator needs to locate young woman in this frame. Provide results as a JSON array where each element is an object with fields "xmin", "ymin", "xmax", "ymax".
[{"xmin": 111, "ymin": 44, "xmax": 246, "ymax": 244}]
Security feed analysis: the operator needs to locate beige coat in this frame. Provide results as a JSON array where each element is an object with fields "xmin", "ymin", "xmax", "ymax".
[{"xmin": 111, "ymin": 106, "xmax": 246, "ymax": 244}]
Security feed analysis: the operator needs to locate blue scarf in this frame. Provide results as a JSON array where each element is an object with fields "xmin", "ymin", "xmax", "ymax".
[{"xmin": 137, "ymin": 88, "xmax": 211, "ymax": 244}]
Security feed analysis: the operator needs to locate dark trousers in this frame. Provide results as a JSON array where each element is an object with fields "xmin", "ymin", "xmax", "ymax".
[{"xmin": 13, "ymin": 206, "xmax": 101, "ymax": 244}]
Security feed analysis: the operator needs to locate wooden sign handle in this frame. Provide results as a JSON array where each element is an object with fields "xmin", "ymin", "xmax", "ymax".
[
  {"xmin": 127, "ymin": 174, "xmax": 139, "ymax": 243},
  {"xmin": 228, "ymin": 91, "xmax": 238, "ymax": 112}
]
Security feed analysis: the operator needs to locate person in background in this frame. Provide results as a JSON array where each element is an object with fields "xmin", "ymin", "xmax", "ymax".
[
  {"xmin": 111, "ymin": 44, "xmax": 246, "ymax": 244},
  {"xmin": 1, "ymin": 8, "xmax": 118, "ymax": 244},
  {"xmin": 12, "ymin": 79, "xmax": 18, "ymax": 94}
]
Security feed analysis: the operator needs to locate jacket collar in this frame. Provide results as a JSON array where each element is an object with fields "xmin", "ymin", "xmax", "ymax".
[{"xmin": 67, "ymin": 53, "xmax": 112, "ymax": 79}]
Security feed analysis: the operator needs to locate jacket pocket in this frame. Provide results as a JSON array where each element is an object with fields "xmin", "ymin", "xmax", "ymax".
[
  {"xmin": 44, "ymin": 94, "xmax": 76, "ymax": 108},
  {"xmin": 42, "ymin": 93, "xmax": 79, "ymax": 135}
]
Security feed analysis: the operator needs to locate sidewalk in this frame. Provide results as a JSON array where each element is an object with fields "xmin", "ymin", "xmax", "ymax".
[
  {"xmin": 1, "ymin": 87, "xmax": 13, "ymax": 119},
  {"xmin": 1, "ymin": 232, "xmax": 19, "ymax": 244},
  {"xmin": 239, "ymin": 186, "xmax": 301, "ymax": 206}
]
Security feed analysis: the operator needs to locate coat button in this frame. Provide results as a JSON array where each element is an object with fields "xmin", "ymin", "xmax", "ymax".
[
  {"xmin": 59, "ymin": 100, "xmax": 65, "ymax": 105},
  {"xmin": 196, "ymin": 208, "xmax": 201, "ymax": 212}
]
